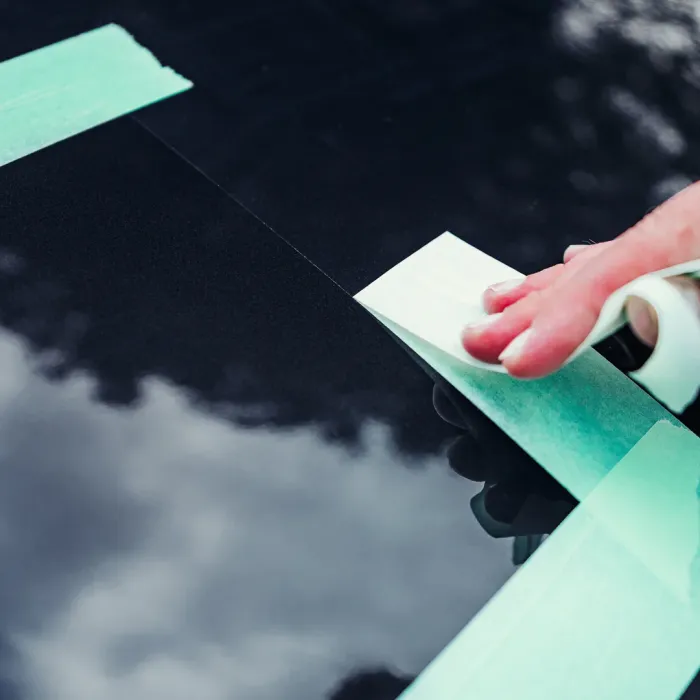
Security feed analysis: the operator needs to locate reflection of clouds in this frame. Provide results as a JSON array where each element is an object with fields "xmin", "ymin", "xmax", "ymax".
[
  {"xmin": 556, "ymin": 0, "xmax": 698, "ymax": 63},
  {"xmin": 651, "ymin": 174, "xmax": 694, "ymax": 205},
  {"xmin": 0, "ymin": 329, "xmax": 512, "ymax": 700},
  {"xmin": 559, "ymin": 2, "xmax": 691, "ymax": 159},
  {"xmin": 554, "ymin": 0, "xmax": 700, "ymax": 217},
  {"xmin": 608, "ymin": 86, "xmax": 686, "ymax": 157},
  {"xmin": 555, "ymin": 0, "xmax": 620, "ymax": 52}
]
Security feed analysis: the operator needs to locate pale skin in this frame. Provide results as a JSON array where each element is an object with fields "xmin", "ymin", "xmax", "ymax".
[{"xmin": 462, "ymin": 181, "xmax": 700, "ymax": 378}]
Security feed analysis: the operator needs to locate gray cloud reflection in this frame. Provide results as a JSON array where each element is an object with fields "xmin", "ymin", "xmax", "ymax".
[{"xmin": 0, "ymin": 328, "xmax": 513, "ymax": 700}]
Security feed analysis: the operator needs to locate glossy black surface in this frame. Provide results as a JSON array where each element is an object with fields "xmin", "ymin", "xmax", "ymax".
[
  {"xmin": 5, "ymin": 1, "xmax": 700, "ymax": 290},
  {"xmin": 2, "ymin": 1, "xmax": 700, "ymax": 697},
  {"xmin": 0, "ymin": 118, "xmax": 570, "ymax": 699},
  {"xmin": 132, "ymin": 0, "xmax": 700, "ymax": 292}
]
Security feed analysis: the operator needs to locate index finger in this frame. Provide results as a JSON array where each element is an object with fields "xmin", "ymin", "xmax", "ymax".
[{"xmin": 501, "ymin": 182, "xmax": 700, "ymax": 377}]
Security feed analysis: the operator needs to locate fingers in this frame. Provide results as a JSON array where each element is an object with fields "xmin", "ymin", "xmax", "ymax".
[
  {"xmin": 562, "ymin": 244, "xmax": 587, "ymax": 263},
  {"xmin": 483, "ymin": 241, "xmax": 611, "ymax": 315},
  {"xmin": 625, "ymin": 296, "xmax": 659, "ymax": 347},
  {"xmin": 482, "ymin": 265, "xmax": 562, "ymax": 314},
  {"xmin": 463, "ymin": 292, "xmax": 542, "ymax": 363},
  {"xmin": 469, "ymin": 244, "xmax": 610, "ymax": 362},
  {"xmin": 465, "ymin": 181, "xmax": 700, "ymax": 377},
  {"xmin": 562, "ymin": 240, "xmax": 612, "ymax": 263},
  {"xmin": 497, "ymin": 296, "xmax": 599, "ymax": 377}
]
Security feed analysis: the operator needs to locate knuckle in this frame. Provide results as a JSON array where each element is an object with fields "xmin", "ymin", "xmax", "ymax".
[
  {"xmin": 524, "ymin": 264, "xmax": 564, "ymax": 291},
  {"xmin": 505, "ymin": 289, "xmax": 541, "ymax": 320}
]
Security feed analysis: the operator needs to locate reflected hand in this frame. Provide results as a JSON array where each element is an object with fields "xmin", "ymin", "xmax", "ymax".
[
  {"xmin": 432, "ymin": 378, "xmax": 576, "ymax": 563},
  {"xmin": 462, "ymin": 182, "xmax": 700, "ymax": 378}
]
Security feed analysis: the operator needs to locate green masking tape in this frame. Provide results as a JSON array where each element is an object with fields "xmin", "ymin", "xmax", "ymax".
[
  {"xmin": 0, "ymin": 24, "xmax": 191, "ymax": 167},
  {"xmin": 356, "ymin": 236, "xmax": 700, "ymax": 696},
  {"xmin": 377, "ymin": 315, "xmax": 684, "ymax": 501},
  {"xmin": 399, "ymin": 420, "xmax": 700, "ymax": 699}
]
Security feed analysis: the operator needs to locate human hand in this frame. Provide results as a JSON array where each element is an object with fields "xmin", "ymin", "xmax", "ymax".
[{"xmin": 461, "ymin": 182, "xmax": 700, "ymax": 378}]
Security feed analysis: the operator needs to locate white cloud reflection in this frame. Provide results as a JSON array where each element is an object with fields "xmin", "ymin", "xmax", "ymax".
[
  {"xmin": 608, "ymin": 86, "xmax": 686, "ymax": 157},
  {"xmin": 555, "ymin": 0, "xmax": 699, "ymax": 63},
  {"xmin": 0, "ymin": 329, "xmax": 512, "ymax": 700},
  {"xmin": 554, "ymin": 0, "xmax": 700, "ymax": 209}
]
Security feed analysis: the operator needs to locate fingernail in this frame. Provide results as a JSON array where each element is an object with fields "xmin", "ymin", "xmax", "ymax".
[
  {"xmin": 626, "ymin": 297, "xmax": 658, "ymax": 347},
  {"xmin": 463, "ymin": 312, "xmax": 504, "ymax": 337},
  {"xmin": 498, "ymin": 328, "xmax": 534, "ymax": 364},
  {"xmin": 487, "ymin": 279, "xmax": 522, "ymax": 295},
  {"xmin": 563, "ymin": 244, "xmax": 587, "ymax": 261}
]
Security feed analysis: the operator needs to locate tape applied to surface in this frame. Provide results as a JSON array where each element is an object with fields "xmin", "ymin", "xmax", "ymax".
[
  {"xmin": 355, "ymin": 234, "xmax": 700, "ymax": 698},
  {"xmin": 399, "ymin": 421, "xmax": 700, "ymax": 700},
  {"xmin": 0, "ymin": 23, "xmax": 191, "ymax": 167},
  {"xmin": 356, "ymin": 232, "xmax": 700, "ymax": 413}
]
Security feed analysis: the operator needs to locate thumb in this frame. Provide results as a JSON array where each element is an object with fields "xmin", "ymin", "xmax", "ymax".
[
  {"xmin": 626, "ymin": 276, "xmax": 700, "ymax": 347},
  {"xmin": 626, "ymin": 297, "xmax": 658, "ymax": 347}
]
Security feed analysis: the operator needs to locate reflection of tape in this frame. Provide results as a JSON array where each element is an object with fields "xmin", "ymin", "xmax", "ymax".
[
  {"xmin": 355, "ymin": 232, "xmax": 700, "ymax": 412},
  {"xmin": 400, "ymin": 421, "xmax": 700, "ymax": 700},
  {"xmin": 0, "ymin": 24, "xmax": 191, "ymax": 168}
]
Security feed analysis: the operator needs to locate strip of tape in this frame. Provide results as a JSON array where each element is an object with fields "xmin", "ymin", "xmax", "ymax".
[
  {"xmin": 356, "ymin": 232, "xmax": 700, "ymax": 412},
  {"xmin": 356, "ymin": 234, "xmax": 688, "ymax": 500},
  {"xmin": 354, "ymin": 236, "xmax": 700, "ymax": 696},
  {"xmin": 399, "ymin": 420, "xmax": 700, "ymax": 699},
  {"xmin": 0, "ymin": 24, "xmax": 191, "ymax": 167},
  {"xmin": 368, "ymin": 312, "xmax": 681, "ymax": 501}
]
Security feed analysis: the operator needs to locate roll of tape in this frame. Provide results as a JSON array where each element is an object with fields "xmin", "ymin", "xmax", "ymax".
[{"xmin": 618, "ymin": 276, "xmax": 700, "ymax": 412}]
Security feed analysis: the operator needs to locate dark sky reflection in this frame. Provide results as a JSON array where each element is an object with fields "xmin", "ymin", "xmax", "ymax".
[{"xmin": 0, "ymin": 1, "xmax": 700, "ymax": 697}]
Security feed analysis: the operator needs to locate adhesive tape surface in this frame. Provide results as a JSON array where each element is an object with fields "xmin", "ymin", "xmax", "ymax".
[{"xmin": 356, "ymin": 233, "xmax": 700, "ymax": 413}]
